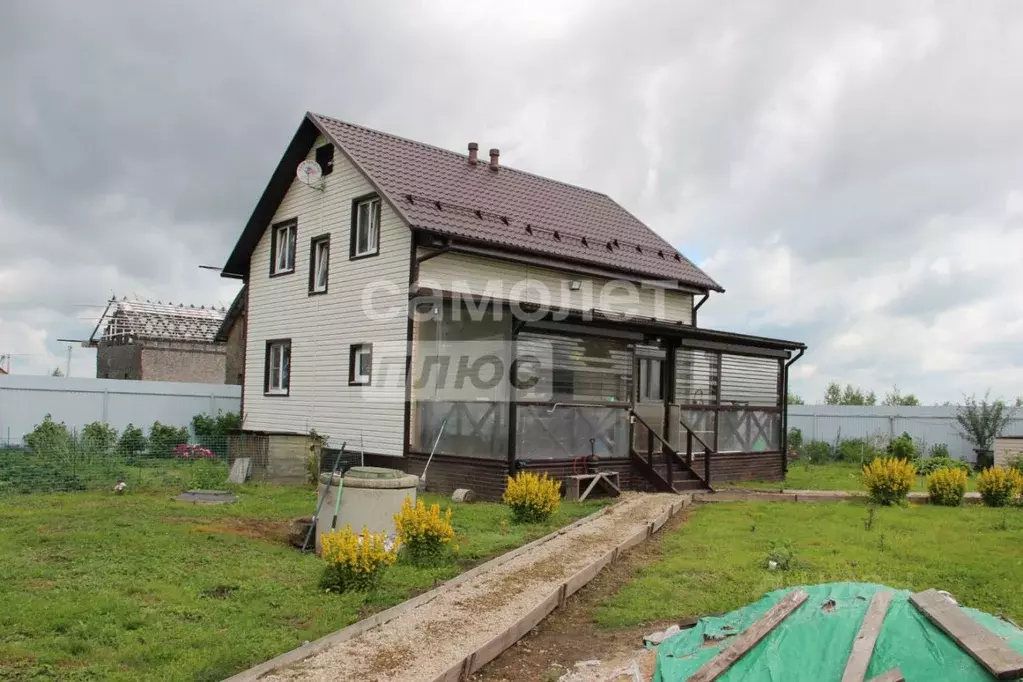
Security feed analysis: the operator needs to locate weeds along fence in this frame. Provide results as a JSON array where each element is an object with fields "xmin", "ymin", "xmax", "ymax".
[
  {"xmin": 0, "ymin": 432, "xmax": 243, "ymax": 496},
  {"xmin": 787, "ymin": 405, "xmax": 1023, "ymax": 462}
]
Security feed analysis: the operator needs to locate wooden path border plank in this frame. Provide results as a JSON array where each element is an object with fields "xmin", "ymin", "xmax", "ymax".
[
  {"xmin": 866, "ymin": 668, "xmax": 904, "ymax": 682},
  {"xmin": 910, "ymin": 589, "xmax": 1023, "ymax": 680},
  {"xmin": 686, "ymin": 589, "xmax": 809, "ymax": 682},
  {"xmin": 841, "ymin": 591, "xmax": 893, "ymax": 682}
]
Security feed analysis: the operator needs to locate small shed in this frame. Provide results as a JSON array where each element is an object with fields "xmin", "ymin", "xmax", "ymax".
[{"xmin": 993, "ymin": 436, "xmax": 1023, "ymax": 468}]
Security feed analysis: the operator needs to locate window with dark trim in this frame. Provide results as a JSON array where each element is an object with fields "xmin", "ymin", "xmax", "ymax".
[
  {"xmin": 314, "ymin": 144, "xmax": 334, "ymax": 177},
  {"xmin": 309, "ymin": 234, "xmax": 330, "ymax": 294},
  {"xmin": 638, "ymin": 357, "xmax": 663, "ymax": 401},
  {"xmin": 269, "ymin": 220, "xmax": 297, "ymax": 276},
  {"xmin": 348, "ymin": 343, "xmax": 372, "ymax": 386},
  {"xmin": 350, "ymin": 194, "xmax": 381, "ymax": 259},
  {"xmin": 264, "ymin": 339, "xmax": 291, "ymax": 395}
]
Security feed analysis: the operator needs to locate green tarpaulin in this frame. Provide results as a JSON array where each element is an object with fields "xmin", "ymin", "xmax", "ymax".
[{"xmin": 654, "ymin": 583, "xmax": 1023, "ymax": 681}]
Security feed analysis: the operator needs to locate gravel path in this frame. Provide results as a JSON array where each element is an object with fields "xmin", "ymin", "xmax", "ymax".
[{"xmin": 263, "ymin": 493, "xmax": 679, "ymax": 682}]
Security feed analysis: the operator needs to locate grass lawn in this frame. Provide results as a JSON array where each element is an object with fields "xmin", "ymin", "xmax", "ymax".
[
  {"xmin": 732, "ymin": 460, "xmax": 978, "ymax": 492},
  {"xmin": 0, "ymin": 486, "xmax": 604, "ymax": 681},
  {"xmin": 596, "ymin": 500, "xmax": 1023, "ymax": 630}
]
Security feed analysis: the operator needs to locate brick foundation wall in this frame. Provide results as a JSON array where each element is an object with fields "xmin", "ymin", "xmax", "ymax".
[
  {"xmin": 691, "ymin": 452, "xmax": 784, "ymax": 483},
  {"xmin": 405, "ymin": 453, "xmax": 509, "ymax": 500}
]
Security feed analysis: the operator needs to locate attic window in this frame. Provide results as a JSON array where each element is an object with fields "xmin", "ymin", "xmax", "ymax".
[
  {"xmin": 270, "ymin": 219, "xmax": 297, "ymax": 276},
  {"xmin": 315, "ymin": 144, "xmax": 334, "ymax": 177}
]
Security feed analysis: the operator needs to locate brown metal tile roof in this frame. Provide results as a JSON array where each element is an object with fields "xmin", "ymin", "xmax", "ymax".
[{"xmin": 311, "ymin": 114, "xmax": 722, "ymax": 291}]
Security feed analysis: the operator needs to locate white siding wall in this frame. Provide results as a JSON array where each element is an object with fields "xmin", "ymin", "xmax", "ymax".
[
  {"xmin": 417, "ymin": 251, "xmax": 693, "ymax": 324},
  {"xmin": 244, "ymin": 136, "xmax": 411, "ymax": 457}
]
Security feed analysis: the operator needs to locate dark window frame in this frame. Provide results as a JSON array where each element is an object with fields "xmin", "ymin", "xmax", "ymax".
[
  {"xmin": 638, "ymin": 357, "xmax": 664, "ymax": 402},
  {"xmin": 349, "ymin": 193, "xmax": 381, "ymax": 261},
  {"xmin": 348, "ymin": 342, "xmax": 373, "ymax": 386},
  {"xmin": 264, "ymin": 338, "xmax": 292, "ymax": 396},
  {"xmin": 269, "ymin": 219, "xmax": 298, "ymax": 277},
  {"xmin": 314, "ymin": 144, "xmax": 334, "ymax": 177},
  {"xmin": 308, "ymin": 233, "xmax": 330, "ymax": 295}
]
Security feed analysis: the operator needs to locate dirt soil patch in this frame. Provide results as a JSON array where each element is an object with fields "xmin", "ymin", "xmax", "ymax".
[
  {"xmin": 470, "ymin": 512, "xmax": 688, "ymax": 682},
  {"xmin": 186, "ymin": 517, "xmax": 292, "ymax": 545}
]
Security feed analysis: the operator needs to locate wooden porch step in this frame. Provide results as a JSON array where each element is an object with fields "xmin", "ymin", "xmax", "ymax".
[{"xmin": 673, "ymin": 480, "xmax": 707, "ymax": 492}]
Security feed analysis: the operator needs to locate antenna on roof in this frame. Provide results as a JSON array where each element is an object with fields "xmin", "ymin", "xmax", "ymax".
[{"xmin": 296, "ymin": 160, "xmax": 325, "ymax": 191}]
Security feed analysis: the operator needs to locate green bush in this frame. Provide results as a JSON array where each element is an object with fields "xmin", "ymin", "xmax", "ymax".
[
  {"xmin": 927, "ymin": 467, "xmax": 968, "ymax": 506},
  {"xmin": 862, "ymin": 457, "xmax": 916, "ymax": 506},
  {"xmin": 116, "ymin": 424, "xmax": 147, "ymax": 461},
  {"xmin": 188, "ymin": 459, "xmax": 229, "ymax": 490},
  {"xmin": 917, "ymin": 456, "xmax": 971, "ymax": 477},
  {"xmin": 24, "ymin": 415, "xmax": 73, "ymax": 458},
  {"xmin": 191, "ymin": 411, "xmax": 240, "ymax": 458},
  {"xmin": 148, "ymin": 422, "xmax": 189, "ymax": 458},
  {"xmin": 835, "ymin": 438, "xmax": 884, "ymax": 463},
  {"xmin": 801, "ymin": 441, "xmax": 833, "ymax": 463},
  {"xmin": 81, "ymin": 421, "xmax": 118, "ymax": 458},
  {"xmin": 787, "ymin": 428, "xmax": 803, "ymax": 453},
  {"xmin": 976, "ymin": 466, "xmax": 1023, "ymax": 507},
  {"xmin": 928, "ymin": 443, "xmax": 951, "ymax": 459},
  {"xmin": 886, "ymin": 432, "xmax": 917, "ymax": 461}
]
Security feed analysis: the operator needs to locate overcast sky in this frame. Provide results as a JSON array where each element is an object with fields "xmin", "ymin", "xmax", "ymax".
[{"xmin": 1, "ymin": 0, "xmax": 1021, "ymax": 404}]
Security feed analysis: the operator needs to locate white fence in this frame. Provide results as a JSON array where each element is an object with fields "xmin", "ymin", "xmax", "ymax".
[
  {"xmin": 0, "ymin": 375, "xmax": 241, "ymax": 443},
  {"xmin": 787, "ymin": 405, "xmax": 1023, "ymax": 462}
]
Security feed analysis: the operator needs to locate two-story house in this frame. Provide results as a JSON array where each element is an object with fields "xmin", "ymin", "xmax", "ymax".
[{"xmin": 220, "ymin": 112, "xmax": 805, "ymax": 496}]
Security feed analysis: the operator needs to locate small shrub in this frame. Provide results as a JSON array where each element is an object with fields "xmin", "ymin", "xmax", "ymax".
[
  {"xmin": 917, "ymin": 456, "xmax": 971, "ymax": 477},
  {"xmin": 763, "ymin": 541, "xmax": 794, "ymax": 570},
  {"xmin": 503, "ymin": 471, "xmax": 561, "ymax": 523},
  {"xmin": 801, "ymin": 440, "xmax": 833, "ymax": 463},
  {"xmin": 976, "ymin": 466, "xmax": 1023, "ymax": 507},
  {"xmin": 148, "ymin": 422, "xmax": 189, "ymax": 458},
  {"xmin": 835, "ymin": 438, "xmax": 883, "ymax": 463},
  {"xmin": 319, "ymin": 526, "xmax": 399, "ymax": 593},
  {"xmin": 788, "ymin": 428, "xmax": 803, "ymax": 454},
  {"xmin": 81, "ymin": 421, "xmax": 117, "ymax": 458},
  {"xmin": 394, "ymin": 496, "xmax": 455, "ymax": 565},
  {"xmin": 929, "ymin": 443, "xmax": 951, "ymax": 459},
  {"xmin": 187, "ymin": 458, "xmax": 228, "ymax": 490},
  {"xmin": 116, "ymin": 424, "xmax": 147, "ymax": 461},
  {"xmin": 862, "ymin": 457, "xmax": 916, "ymax": 506},
  {"xmin": 927, "ymin": 467, "xmax": 968, "ymax": 507},
  {"xmin": 24, "ymin": 415, "xmax": 73, "ymax": 458},
  {"xmin": 886, "ymin": 432, "xmax": 917, "ymax": 461}
]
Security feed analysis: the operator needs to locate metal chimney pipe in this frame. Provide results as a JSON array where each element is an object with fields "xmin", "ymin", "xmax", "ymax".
[
  {"xmin": 468, "ymin": 142, "xmax": 478, "ymax": 166},
  {"xmin": 489, "ymin": 148, "xmax": 500, "ymax": 171}
]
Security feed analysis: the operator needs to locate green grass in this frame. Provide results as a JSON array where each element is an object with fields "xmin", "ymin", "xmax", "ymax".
[
  {"xmin": 732, "ymin": 460, "xmax": 978, "ymax": 492},
  {"xmin": 0, "ymin": 486, "xmax": 604, "ymax": 681},
  {"xmin": 596, "ymin": 500, "xmax": 1023, "ymax": 629}
]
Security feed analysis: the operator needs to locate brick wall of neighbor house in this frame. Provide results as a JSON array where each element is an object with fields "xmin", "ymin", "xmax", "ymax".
[
  {"xmin": 224, "ymin": 305, "xmax": 246, "ymax": 386},
  {"xmin": 243, "ymin": 134, "xmax": 411, "ymax": 455},
  {"xmin": 96, "ymin": 341, "xmax": 143, "ymax": 380},
  {"xmin": 416, "ymin": 250, "xmax": 694, "ymax": 324},
  {"xmin": 139, "ymin": 340, "xmax": 227, "ymax": 384}
]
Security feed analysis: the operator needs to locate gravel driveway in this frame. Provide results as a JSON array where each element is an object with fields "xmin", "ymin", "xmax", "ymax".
[{"xmin": 262, "ymin": 493, "xmax": 680, "ymax": 682}]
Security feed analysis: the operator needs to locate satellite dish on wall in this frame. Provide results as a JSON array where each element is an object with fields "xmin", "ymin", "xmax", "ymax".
[{"xmin": 297, "ymin": 160, "xmax": 323, "ymax": 186}]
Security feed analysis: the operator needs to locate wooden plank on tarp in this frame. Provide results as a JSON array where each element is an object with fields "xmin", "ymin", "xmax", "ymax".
[
  {"xmin": 841, "ymin": 591, "xmax": 893, "ymax": 682},
  {"xmin": 910, "ymin": 589, "xmax": 1023, "ymax": 680},
  {"xmin": 687, "ymin": 589, "xmax": 809, "ymax": 682}
]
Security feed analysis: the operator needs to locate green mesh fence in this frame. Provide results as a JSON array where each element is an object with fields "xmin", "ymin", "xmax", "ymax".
[{"xmin": 0, "ymin": 432, "xmax": 237, "ymax": 496}]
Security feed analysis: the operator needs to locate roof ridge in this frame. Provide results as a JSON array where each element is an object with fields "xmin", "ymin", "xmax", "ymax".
[{"xmin": 309, "ymin": 112, "xmax": 612, "ymax": 200}]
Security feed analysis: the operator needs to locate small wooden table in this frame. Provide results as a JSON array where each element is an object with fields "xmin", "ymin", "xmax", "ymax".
[{"xmin": 564, "ymin": 472, "xmax": 621, "ymax": 502}]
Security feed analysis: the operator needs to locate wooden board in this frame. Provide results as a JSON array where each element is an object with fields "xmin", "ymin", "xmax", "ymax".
[
  {"xmin": 866, "ymin": 668, "xmax": 904, "ymax": 682},
  {"xmin": 910, "ymin": 589, "xmax": 1023, "ymax": 680},
  {"xmin": 687, "ymin": 589, "xmax": 809, "ymax": 682},
  {"xmin": 841, "ymin": 591, "xmax": 893, "ymax": 682}
]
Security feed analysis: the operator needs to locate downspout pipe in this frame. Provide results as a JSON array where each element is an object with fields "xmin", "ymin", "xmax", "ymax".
[
  {"xmin": 780, "ymin": 348, "xmax": 805, "ymax": 473},
  {"xmin": 693, "ymin": 293, "xmax": 709, "ymax": 326}
]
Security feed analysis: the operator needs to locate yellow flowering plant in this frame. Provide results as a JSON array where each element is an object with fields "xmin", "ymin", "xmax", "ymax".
[
  {"xmin": 394, "ymin": 496, "xmax": 455, "ymax": 565},
  {"xmin": 976, "ymin": 466, "xmax": 1023, "ymax": 507},
  {"xmin": 319, "ymin": 526, "xmax": 399, "ymax": 593},
  {"xmin": 926, "ymin": 467, "xmax": 968, "ymax": 507},
  {"xmin": 503, "ymin": 471, "xmax": 561, "ymax": 523},
  {"xmin": 862, "ymin": 457, "xmax": 916, "ymax": 506}
]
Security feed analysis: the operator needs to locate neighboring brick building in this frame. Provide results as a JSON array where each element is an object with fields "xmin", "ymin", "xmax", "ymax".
[
  {"xmin": 214, "ymin": 285, "xmax": 247, "ymax": 386},
  {"xmin": 88, "ymin": 298, "xmax": 230, "ymax": 384}
]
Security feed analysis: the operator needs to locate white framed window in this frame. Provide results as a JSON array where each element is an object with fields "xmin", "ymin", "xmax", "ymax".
[
  {"xmin": 265, "ymin": 339, "xmax": 291, "ymax": 395},
  {"xmin": 349, "ymin": 343, "xmax": 372, "ymax": 386},
  {"xmin": 351, "ymin": 196, "xmax": 380, "ymax": 259},
  {"xmin": 271, "ymin": 220, "xmax": 297, "ymax": 275},
  {"xmin": 309, "ymin": 235, "xmax": 329, "ymax": 294}
]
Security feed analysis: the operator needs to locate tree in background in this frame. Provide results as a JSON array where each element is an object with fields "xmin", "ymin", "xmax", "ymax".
[
  {"xmin": 955, "ymin": 392, "xmax": 1017, "ymax": 464},
  {"xmin": 824, "ymin": 382, "xmax": 877, "ymax": 406},
  {"xmin": 787, "ymin": 392, "xmax": 804, "ymax": 405},
  {"xmin": 883, "ymin": 384, "xmax": 920, "ymax": 406}
]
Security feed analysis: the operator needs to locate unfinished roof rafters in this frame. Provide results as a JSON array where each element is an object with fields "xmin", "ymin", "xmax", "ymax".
[{"xmin": 89, "ymin": 298, "xmax": 227, "ymax": 345}]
